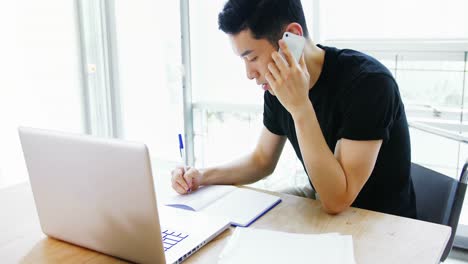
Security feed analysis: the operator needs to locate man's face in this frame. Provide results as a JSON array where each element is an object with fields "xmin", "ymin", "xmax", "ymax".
[{"xmin": 229, "ymin": 29, "xmax": 277, "ymax": 95}]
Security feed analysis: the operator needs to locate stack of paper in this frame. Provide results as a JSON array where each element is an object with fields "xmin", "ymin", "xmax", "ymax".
[{"xmin": 219, "ymin": 228, "xmax": 355, "ymax": 264}]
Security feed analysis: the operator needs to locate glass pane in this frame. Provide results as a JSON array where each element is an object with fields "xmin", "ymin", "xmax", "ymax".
[
  {"xmin": 193, "ymin": 107, "xmax": 306, "ymax": 193},
  {"xmin": 190, "ymin": 0, "xmax": 265, "ymax": 105},
  {"xmin": 457, "ymin": 143, "xmax": 468, "ymax": 225},
  {"xmin": 462, "ymin": 65, "xmax": 468, "ymax": 132},
  {"xmin": 114, "ymin": 0, "xmax": 183, "ymax": 162},
  {"xmin": 201, "ymin": 110, "xmax": 263, "ymax": 166},
  {"xmin": 458, "ymin": 57, "xmax": 468, "ymax": 226},
  {"xmin": 466, "ymin": 53, "xmax": 468, "ymax": 72},
  {"xmin": 0, "ymin": 1, "xmax": 84, "ymax": 188},
  {"xmin": 398, "ymin": 52, "xmax": 465, "ymax": 71},
  {"xmin": 398, "ymin": 70, "xmax": 464, "ymax": 108},
  {"xmin": 321, "ymin": 0, "xmax": 468, "ymax": 40},
  {"xmin": 409, "ymin": 128, "xmax": 459, "ymax": 177}
]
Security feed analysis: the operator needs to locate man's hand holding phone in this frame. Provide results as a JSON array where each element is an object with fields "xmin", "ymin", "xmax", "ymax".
[{"xmin": 265, "ymin": 32, "xmax": 311, "ymax": 117}]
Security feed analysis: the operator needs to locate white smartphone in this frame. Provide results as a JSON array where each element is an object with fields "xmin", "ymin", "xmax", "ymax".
[{"xmin": 279, "ymin": 32, "xmax": 306, "ymax": 63}]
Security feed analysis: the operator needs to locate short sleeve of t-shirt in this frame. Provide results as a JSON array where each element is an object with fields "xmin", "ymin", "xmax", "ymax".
[
  {"xmin": 263, "ymin": 92, "xmax": 285, "ymax": 136},
  {"xmin": 337, "ymin": 73, "xmax": 399, "ymax": 142}
]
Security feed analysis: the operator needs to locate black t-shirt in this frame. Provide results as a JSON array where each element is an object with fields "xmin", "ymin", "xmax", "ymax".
[{"xmin": 263, "ymin": 45, "xmax": 416, "ymax": 218}]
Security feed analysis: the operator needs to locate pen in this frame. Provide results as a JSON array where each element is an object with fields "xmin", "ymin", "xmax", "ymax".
[{"xmin": 178, "ymin": 133, "xmax": 191, "ymax": 193}]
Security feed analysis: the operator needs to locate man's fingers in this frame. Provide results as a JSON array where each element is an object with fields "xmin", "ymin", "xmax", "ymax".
[
  {"xmin": 265, "ymin": 72, "xmax": 277, "ymax": 92},
  {"xmin": 171, "ymin": 167, "xmax": 184, "ymax": 178},
  {"xmin": 174, "ymin": 175, "xmax": 189, "ymax": 191},
  {"xmin": 272, "ymin": 52, "xmax": 289, "ymax": 77},
  {"xmin": 173, "ymin": 181, "xmax": 187, "ymax": 194},
  {"xmin": 268, "ymin": 62, "xmax": 281, "ymax": 81},
  {"xmin": 183, "ymin": 169, "xmax": 195, "ymax": 190},
  {"xmin": 184, "ymin": 176, "xmax": 192, "ymax": 192},
  {"xmin": 299, "ymin": 53, "xmax": 307, "ymax": 71}
]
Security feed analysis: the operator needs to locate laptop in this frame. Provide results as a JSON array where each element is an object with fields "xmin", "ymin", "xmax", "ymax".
[{"xmin": 18, "ymin": 127, "xmax": 230, "ymax": 264}]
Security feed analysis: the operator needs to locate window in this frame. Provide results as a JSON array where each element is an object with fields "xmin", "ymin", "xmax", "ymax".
[
  {"xmin": 0, "ymin": 1, "xmax": 84, "ymax": 188},
  {"xmin": 319, "ymin": 0, "xmax": 468, "ymax": 40},
  {"xmin": 113, "ymin": 0, "xmax": 184, "ymax": 163},
  {"xmin": 189, "ymin": 1, "xmax": 263, "ymax": 105}
]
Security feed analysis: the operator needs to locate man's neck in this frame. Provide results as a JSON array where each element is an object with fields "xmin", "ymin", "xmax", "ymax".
[{"xmin": 304, "ymin": 40, "xmax": 325, "ymax": 89}]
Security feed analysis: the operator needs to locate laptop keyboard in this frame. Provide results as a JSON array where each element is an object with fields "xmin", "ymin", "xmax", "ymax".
[{"xmin": 161, "ymin": 229, "xmax": 189, "ymax": 252}]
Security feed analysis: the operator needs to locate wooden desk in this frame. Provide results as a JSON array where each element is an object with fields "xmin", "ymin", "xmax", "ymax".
[{"xmin": 1, "ymin": 183, "xmax": 450, "ymax": 264}]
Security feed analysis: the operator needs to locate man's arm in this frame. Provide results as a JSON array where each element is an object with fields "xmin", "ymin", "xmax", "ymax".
[
  {"xmin": 293, "ymin": 103, "xmax": 382, "ymax": 214},
  {"xmin": 200, "ymin": 126, "xmax": 287, "ymax": 186}
]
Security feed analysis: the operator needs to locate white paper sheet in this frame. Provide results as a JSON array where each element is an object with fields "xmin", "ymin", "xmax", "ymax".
[{"xmin": 218, "ymin": 228, "xmax": 355, "ymax": 264}]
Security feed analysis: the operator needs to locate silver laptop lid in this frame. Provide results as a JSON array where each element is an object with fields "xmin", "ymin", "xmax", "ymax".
[{"xmin": 18, "ymin": 127, "xmax": 166, "ymax": 264}]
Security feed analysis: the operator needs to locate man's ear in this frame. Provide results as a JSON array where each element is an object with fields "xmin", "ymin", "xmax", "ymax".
[{"xmin": 284, "ymin": 22, "xmax": 303, "ymax": 36}]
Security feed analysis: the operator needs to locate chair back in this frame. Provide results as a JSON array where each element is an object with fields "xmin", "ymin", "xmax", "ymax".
[{"xmin": 411, "ymin": 162, "xmax": 468, "ymax": 261}]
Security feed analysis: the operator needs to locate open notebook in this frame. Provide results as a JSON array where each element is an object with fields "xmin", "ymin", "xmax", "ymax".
[{"xmin": 164, "ymin": 185, "xmax": 281, "ymax": 227}]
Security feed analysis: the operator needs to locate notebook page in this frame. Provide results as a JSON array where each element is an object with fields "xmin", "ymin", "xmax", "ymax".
[
  {"xmin": 201, "ymin": 188, "xmax": 281, "ymax": 226},
  {"xmin": 164, "ymin": 185, "xmax": 235, "ymax": 211}
]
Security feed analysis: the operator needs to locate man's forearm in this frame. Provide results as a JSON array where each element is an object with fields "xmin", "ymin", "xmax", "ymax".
[
  {"xmin": 292, "ymin": 102, "xmax": 348, "ymax": 212},
  {"xmin": 199, "ymin": 152, "xmax": 272, "ymax": 186}
]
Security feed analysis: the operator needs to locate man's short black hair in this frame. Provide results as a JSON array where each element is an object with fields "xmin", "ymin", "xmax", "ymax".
[{"xmin": 218, "ymin": 0, "xmax": 309, "ymax": 47}]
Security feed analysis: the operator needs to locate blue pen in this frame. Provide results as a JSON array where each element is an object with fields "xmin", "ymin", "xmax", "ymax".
[
  {"xmin": 178, "ymin": 134, "xmax": 191, "ymax": 192},
  {"xmin": 178, "ymin": 133, "xmax": 184, "ymax": 162}
]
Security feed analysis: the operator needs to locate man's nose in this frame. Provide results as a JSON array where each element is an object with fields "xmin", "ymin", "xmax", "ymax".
[
  {"xmin": 246, "ymin": 66, "xmax": 257, "ymax": 80},
  {"xmin": 247, "ymin": 71, "xmax": 255, "ymax": 80}
]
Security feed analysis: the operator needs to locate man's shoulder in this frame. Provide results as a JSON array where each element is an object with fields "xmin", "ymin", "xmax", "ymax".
[
  {"xmin": 321, "ymin": 46, "xmax": 401, "ymax": 107},
  {"xmin": 322, "ymin": 45, "xmax": 394, "ymax": 83}
]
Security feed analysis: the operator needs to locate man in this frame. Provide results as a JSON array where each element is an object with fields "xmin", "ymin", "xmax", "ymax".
[{"xmin": 171, "ymin": 0, "xmax": 417, "ymax": 218}]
